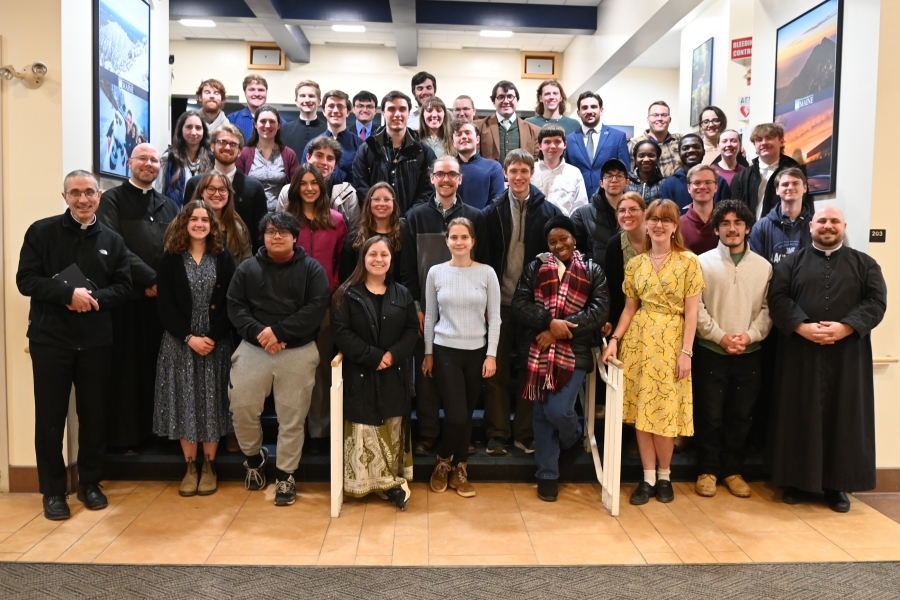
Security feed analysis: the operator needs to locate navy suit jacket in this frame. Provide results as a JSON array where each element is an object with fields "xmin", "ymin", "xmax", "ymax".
[{"xmin": 565, "ymin": 125, "xmax": 630, "ymax": 198}]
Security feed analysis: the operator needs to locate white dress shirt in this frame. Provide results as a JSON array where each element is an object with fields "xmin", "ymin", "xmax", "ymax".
[{"xmin": 531, "ymin": 159, "xmax": 589, "ymax": 216}]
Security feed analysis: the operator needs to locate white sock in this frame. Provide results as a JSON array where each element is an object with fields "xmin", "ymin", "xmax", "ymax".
[
  {"xmin": 643, "ymin": 469, "xmax": 657, "ymax": 486},
  {"xmin": 658, "ymin": 468, "xmax": 671, "ymax": 482}
]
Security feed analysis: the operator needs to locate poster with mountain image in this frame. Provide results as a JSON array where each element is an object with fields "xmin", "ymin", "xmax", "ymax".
[
  {"xmin": 774, "ymin": 0, "xmax": 842, "ymax": 194},
  {"xmin": 95, "ymin": 0, "xmax": 150, "ymax": 179}
]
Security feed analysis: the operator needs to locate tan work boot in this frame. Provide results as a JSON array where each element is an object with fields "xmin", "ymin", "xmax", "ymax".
[
  {"xmin": 179, "ymin": 459, "xmax": 199, "ymax": 497},
  {"xmin": 724, "ymin": 474, "xmax": 751, "ymax": 498},
  {"xmin": 198, "ymin": 460, "xmax": 217, "ymax": 496},
  {"xmin": 695, "ymin": 473, "xmax": 717, "ymax": 497},
  {"xmin": 449, "ymin": 462, "xmax": 476, "ymax": 498},
  {"xmin": 430, "ymin": 455, "xmax": 453, "ymax": 493}
]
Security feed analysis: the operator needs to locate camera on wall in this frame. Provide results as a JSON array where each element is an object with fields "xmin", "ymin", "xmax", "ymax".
[{"xmin": 169, "ymin": 55, "xmax": 174, "ymax": 65}]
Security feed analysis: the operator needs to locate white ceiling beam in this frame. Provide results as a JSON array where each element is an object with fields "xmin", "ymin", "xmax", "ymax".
[
  {"xmin": 243, "ymin": 0, "xmax": 311, "ymax": 63},
  {"xmin": 389, "ymin": 0, "xmax": 419, "ymax": 66}
]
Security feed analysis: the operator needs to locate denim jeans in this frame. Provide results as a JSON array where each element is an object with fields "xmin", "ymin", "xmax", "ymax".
[{"xmin": 533, "ymin": 368, "xmax": 587, "ymax": 480}]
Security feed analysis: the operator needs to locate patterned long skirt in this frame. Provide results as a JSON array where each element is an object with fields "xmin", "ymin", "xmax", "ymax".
[{"xmin": 343, "ymin": 417, "xmax": 413, "ymax": 498}]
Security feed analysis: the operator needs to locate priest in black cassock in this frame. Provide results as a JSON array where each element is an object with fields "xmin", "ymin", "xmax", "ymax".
[
  {"xmin": 97, "ymin": 143, "xmax": 179, "ymax": 450},
  {"xmin": 767, "ymin": 206, "xmax": 887, "ymax": 512}
]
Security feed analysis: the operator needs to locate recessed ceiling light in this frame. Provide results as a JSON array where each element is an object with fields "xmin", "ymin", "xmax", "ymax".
[
  {"xmin": 179, "ymin": 19, "xmax": 216, "ymax": 27},
  {"xmin": 480, "ymin": 30, "xmax": 513, "ymax": 38},
  {"xmin": 332, "ymin": 25, "xmax": 366, "ymax": 33}
]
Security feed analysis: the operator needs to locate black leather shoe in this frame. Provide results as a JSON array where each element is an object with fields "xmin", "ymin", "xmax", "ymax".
[
  {"xmin": 782, "ymin": 486, "xmax": 804, "ymax": 505},
  {"xmin": 824, "ymin": 489, "xmax": 851, "ymax": 513},
  {"xmin": 537, "ymin": 479, "xmax": 559, "ymax": 502},
  {"xmin": 655, "ymin": 479, "xmax": 674, "ymax": 503},
  {"xmin": 77, "ymin": 483, "xmax": 108, "ymax": 510},
  {"xmin": 630, "ymin": 481, "xmax": 656, "ymax": 505},
  {"xmin": 43, "ymin": 495, "xmax": 71, "ymax": 521}
]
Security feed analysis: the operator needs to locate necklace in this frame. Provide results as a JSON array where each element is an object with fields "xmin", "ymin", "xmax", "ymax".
[{"xmin": 649, "ymin": 250, "xmax": 672, "ymax": 260}]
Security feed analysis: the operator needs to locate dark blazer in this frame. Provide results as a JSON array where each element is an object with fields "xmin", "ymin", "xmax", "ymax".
[
  {"xmin": 476, "ymin": 114, "xmax": 541, "ymax": 162},
  {"xmin": 512, "ymin": 253, "xmax": 609, "ymax": 372},
  {"xmin": 565, "ymin": 126, "xmax": 631, "ymax": 198},
  {"xmin": 156, "ymin": 249, "xmax": 237, "ymax": 344},
  {"xmin": 332, "ymin": 282, "xmax": 419, "ymax": 425},
  {"xmin": 185, "ymin": 170, "xmax": 268, "ymax": 252}
]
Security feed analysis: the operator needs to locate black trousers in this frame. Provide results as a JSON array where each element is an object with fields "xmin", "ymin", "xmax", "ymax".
[
  {"xmin": 30, "ymin": 341, "xmax": 111, "ymax": 496},
  {"xmin": 414, "ymin": 337, "xmax": 443, "ymax": 439},
  {"xmin": 693, "ymin": 345, "xmax": 761, "ymax": 479},
  {"xmin": 434, "ymin": 344, "xmax": 486, "ymax": 465}
]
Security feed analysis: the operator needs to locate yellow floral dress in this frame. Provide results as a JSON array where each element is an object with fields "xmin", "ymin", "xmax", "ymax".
[{"xmin": 620, "ymin": 251, "xmax": 705, "ymax": 437}]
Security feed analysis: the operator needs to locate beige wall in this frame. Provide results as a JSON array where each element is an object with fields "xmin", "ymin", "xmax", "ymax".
[{"xmin": 597, "ymin": 67, "xmax": 680, "ymax": 136}]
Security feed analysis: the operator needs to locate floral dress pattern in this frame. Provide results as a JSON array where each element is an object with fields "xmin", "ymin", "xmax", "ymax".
[{"xmin": 620, "ymin": 251, "xmax": 705, "ymax": 437}]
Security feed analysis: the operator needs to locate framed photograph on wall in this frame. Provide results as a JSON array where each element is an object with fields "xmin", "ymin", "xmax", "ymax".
[
  {"xmin": 94, "ymin": 0, "xmax": 150, "ymax": 179},
  {"xmin": 690, "ymin": 38, "xmax": 714, "ymax": 127},
  {"xmin": 774, "ymin": 0, "xmax": 843, "ymax": 195}
]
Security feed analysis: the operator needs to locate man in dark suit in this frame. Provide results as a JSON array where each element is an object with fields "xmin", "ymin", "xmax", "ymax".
[
  {"xmin": 476, "ymin": 80, "xmax": 540, "ymax": 165},
  {"xmin": 565, "ymin": 92, "xmax": 630, "ymax": 198},
  {"xmin": 347, "ymin": 90, "xmax": 383, "ymax": 140},
  {"xmin": 184, "ymin": 123, "xmax": 268, "ymax": 252}
]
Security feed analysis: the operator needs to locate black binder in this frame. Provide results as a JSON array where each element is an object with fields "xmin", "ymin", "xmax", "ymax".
[{"xmin": 53, "ymin": 264, "xmax": 95, "ymax": 290}]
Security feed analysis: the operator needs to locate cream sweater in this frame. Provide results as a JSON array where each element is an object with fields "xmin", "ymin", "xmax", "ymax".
[{"xmin": 697, "ymin": 242, "xmax": 773, "ymax": 346}]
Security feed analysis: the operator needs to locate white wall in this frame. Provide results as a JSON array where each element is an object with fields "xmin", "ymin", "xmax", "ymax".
[{"xmin": 597, "ymin": 67, "xmax": 680, "ymax": 135}]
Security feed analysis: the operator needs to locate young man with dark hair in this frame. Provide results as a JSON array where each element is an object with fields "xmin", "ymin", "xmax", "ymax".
[
  {"xmin": 694, "ymin": 199, "xmax": 772, "ymax": 499},
  {"xmin": 481, "ymin": 149, "xmax": 563, "ymax": 455},
  {"xmin": 571, "ymin": 158, "xmax": 627, "ymax": 264},
  {"xmin": 680, "ymin": 164, "xmax": 721, "ymax": 255},
  {"xmin": 532, "ymin": 123, "xmax": 588, "ymax": 216},
  {"xmin": 282, "ymin": 80, "xmax": 327, "ymax": 160},
  {"xmin": 195, "ymin": 78, "xmax": 229, "ymax": 136},
  {"xmin": 525, "ymin": 80, "xmax": 580, "ymax": 134},
  {"xmin": 565, "ymin": 92, "xmax": 630, "ymax": 198},
  {"xmin": 408, "ymin": 71, "xmax": 436, "ymax": 130},
  {"xmin": 352, "ymin": 91, "xmax": 436, "ymax": 215},
  {"xmin": 749, "ymin": 167, "xmax": 813, "ymax": 265},
  {"xmin": 227, "ymin": 211, "xmax": 331, "ymax": 506},
  {"xmin": 627, "ymin": 100, "xmax": 683, "ymax": 177},
  {"xmin": 477, "ymin": 81, "xmax": 541, "ymax": 164},
  {"xmin": 349, "ymin": 90, "xmax": 381, "ymax": 140},
  {"xmin": 453, "ymin": 119, "xmax": 505, "ymax": 210},
  {"xmin": 300, "ymin": 90, "xmax": 361, "ymax": 182},
  {"xmin": 227, "ymin": 74, "xmax": 279, "ymax": 142},
  {"xmin": 659, "ymin": 134, "xmax": 730, "ymax": 210}
]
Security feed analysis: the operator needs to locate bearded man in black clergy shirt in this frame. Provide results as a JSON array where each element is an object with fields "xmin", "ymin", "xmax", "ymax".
[{"xmin": 767, "ymin": 206, "xmax": 887, "ymax": 513}]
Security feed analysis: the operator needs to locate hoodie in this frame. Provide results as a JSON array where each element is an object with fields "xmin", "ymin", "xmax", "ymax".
[{"xmin": 749, "ymin": 204, "xmax": 813, "ymax": 266}]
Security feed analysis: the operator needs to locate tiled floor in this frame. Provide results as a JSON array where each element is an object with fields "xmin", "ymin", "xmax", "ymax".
[{"xmin": 2, "ymin": 480, "xmax": 900, "ymax": 565}]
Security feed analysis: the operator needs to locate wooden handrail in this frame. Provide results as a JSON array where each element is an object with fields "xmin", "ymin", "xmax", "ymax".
[
  {"xmin": 608, "ymin": 356, "xmax": 624, "ymax": 369},
  {"xmin": 331, "ymin": 352, "xmax": 343, "ymax": 367},
  {"xmin": 874, "ymin": 356, "xmax": 899, "ymax": 364}
]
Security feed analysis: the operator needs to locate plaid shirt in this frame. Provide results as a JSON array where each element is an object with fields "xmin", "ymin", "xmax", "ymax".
[{"xmin": 628, "ymin": 130, "xmax": 684, "ymax": 178}]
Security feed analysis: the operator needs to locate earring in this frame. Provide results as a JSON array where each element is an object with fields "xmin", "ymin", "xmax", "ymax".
[{"xmin": 671, "ymin": 233, "xmax": 674, "ymax": 238}]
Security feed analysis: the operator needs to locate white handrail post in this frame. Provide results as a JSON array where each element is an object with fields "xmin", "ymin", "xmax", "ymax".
[{"xmin": 330, "ymin": 353, "xmax": 344, "ymax": 518}]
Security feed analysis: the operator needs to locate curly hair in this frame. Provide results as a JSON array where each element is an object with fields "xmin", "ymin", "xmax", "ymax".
[
  {"xmin": 189, "ymin": 171, "xmax": 249, "ymax": 259},
  {"xmin": 352, "ymin": 182, "xmax": 402, "ymax": 252},
  {"xmin": 710, "ymin": 199, "xmax": 755, "ymax": 231},
  {"xmin": 535, "ymin": 80, "xmax": 568, "ymax": 116},
  {"xmin": 285, "ymin": 164, "xmax": 335, "ymax": 231},
  {"xmin": 195, "ymin": 78, "xmax": 226, "ymax": 99},
  {"xmin": 163, "ymin": 199, "xmax": 224, "ymax": 255},
  {"xmin": 418, "ymin": 97, "xmax": 454, "ymax": 156}
]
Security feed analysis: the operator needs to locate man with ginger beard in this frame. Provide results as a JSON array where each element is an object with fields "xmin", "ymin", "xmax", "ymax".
[
  {"xmin": 195, "ymin": 79, "xmax": 229, "ymax": 138},
  {"xmin": 767, "ymin": 206, "xmax": 886, "ymax": 512},
  {"xmin": 97, "ymin": 144, "xmax": 179, "ymax": 451}
]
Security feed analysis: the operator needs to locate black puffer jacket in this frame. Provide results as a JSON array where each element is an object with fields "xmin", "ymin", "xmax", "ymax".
[
  {"xmin": 511, "ymin": 253, "xmax": 610, "ymax": 372},
  {"xmin": 331, "ymin": 282, "xmax": 419, "ymax": 425},
  {"xmin": 571, "ymin": 189, "xmax": 619, "ymax": 264},
  {"xmin": 352, "ymin": 129, "xmax": 436, "ymax": 216}
]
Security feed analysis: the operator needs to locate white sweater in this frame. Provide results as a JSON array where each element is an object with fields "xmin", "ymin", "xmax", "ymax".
[
  {"xmin": 424, "ymin": 263, "xmax": 501, "ymax": 355},
  {"xmin": 697, "ymin": 242, "xmax": 773, "ymax": 346}
]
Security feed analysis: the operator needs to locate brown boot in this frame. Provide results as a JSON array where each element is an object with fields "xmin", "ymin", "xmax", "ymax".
[
  {"xmin": 695, "ymin": 474, "xmax": 717, "ymax": 497},
  {"xmin": 179, "ymin": 459, "xmax": 199, "ymax": 497},
  {"xmin": 198, "ymin": 459, "xmax": 217, "ymax": 496},
  {"xmin": 724, "ymin": 474, "xmax": 751, "ymax": 498},
  {"xmin": 430, "ymin": 455, "xmax": 453, "ymax": 493},
  {"xmin": 449, "ymin": 462, "xmax": 476, "ymax": 498}
]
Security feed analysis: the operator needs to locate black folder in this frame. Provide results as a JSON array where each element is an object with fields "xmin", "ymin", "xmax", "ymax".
[{"xmin": 53, "ymin": 263, "xmax": 95, "ymax": 290}]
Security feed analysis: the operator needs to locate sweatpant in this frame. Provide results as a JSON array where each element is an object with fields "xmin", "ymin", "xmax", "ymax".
[
  {"xmin": 693, "ymin": 346, "xmax": 761, "ymax": 479},
  {"xmin": 483, "ymin": 305, "xmax": 533, "ymax": 442},
  {"xmin": 30, "ymin": 342, "xmax": 111, "ymax": 496},
  {"xmin": 414, "ymin": 337, "xmax": 442, "ymax": 439},
  {"xmin": 533, "ymin": 368, "xmax": 587, "ymax": 481},
  {"xmin": 229, "ymin": 340, "xmax": 319, "ymax": 474},
  {"xmin": 434, "ymin": 344, "xmax": 486, "ymax": 465},
  {"xmin": 307, "ymin": 309, "xmax": 333, "ymax": 439}
]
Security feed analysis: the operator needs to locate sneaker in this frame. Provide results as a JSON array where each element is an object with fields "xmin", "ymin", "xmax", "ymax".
[
  {"xmin": 198, "ymin": 460, "xmax": 217, "ymax": 496},
  {"xmin": 537, "ymin": 479, "xmax": 559, "ymax": 502},
  {"xmin": 630, "ymin": 481, "xmax": 656, "ymax": 506},
  {"xmin": 76, "ymin": 483, "xmax": 108, "ymax": 510},
  {"xmin": 723, "ymin": 474, "xmax": 751, "ymax": 498},
  {"xmin": 486, "ymin": 437, "xmax": 507, "ymax": 455},
  {"xmin": 449, "ymin": 462, "xmax": 476, "ymax": 498},
  {"xmin": 243, "ymin": 447, "xmax": 269, "ymax": 491},
  {"xmin": 179, "ymin": 460, "xmax": 199, "ymax": 497},
  {"xmin": 655, "ymin": 479, "xmax": 674, "ymax": 503},
  {"xmin": 695, "ymin": 473, "xmax": 717, "ymax": 497},
  {"xmin": 514, "ymin": 438, "xmax": 535, "ymax": 454},
  {"xmin": 385, "ymin": 482, "xmax": 411, "ymax": 511},
  {"xmin": 274, "ymin": 475, "xmax": 297, "ymax": 506},
  {"xmin": 430, "ymin": 455, "xmax": 453, "ymax": 493},
  {"xmin": 42, "ymin": 494, "xmax": 71, "ymax": 521}
]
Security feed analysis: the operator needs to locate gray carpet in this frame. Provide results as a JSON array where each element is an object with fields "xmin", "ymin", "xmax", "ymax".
[{"xmin": 2, "ymin": 562, "xmax": 899, "ymax": 599}]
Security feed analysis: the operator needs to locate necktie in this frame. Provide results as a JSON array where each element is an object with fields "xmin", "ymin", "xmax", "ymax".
[
  {"xmin": 502, "ymin": 119, "xmax": 512, "ymax": 131},
  {"xmin": 360, "ymin": 126, "xmax": 367, "ymax": 140},
  {"xmin": 587, "ymin": 129, "xmax": 596, "ymax": 161}
]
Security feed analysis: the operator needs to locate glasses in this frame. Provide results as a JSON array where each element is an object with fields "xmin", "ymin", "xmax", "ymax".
[
  {"xmin": 204, "ymin": 187, "xmax": 228, "ymax": 196},
  {"xmin": 603, "ymin": 174, "xmax": 626, "ymax": 182},
  {"xmin": 354, "ymin": 103, "xmax": 376, "ymax": 110},
  {"xmin": 214, "ymin": 139, "xmax": 240, "ymax": 149},
  {"xmin": 132, "ymin": 155, "xmax": 160, "ymax": 165},
  {"xmin": 701, "ymin": 118, "xmax": 721, "ymax": 126},
  {"xmin": 647, "ymin": 217, "xmax": 675, "ymax": 226},
  {"xmin": 66, "ymin": 189, "xmax": 99, "ymax": 199},
  {"xmin": 264, "ymin": 228, "xmax": 291, "ymax": 238},
  {"xmin": 494, "ymin": 94, "xmax": 517, "ymax": 102},
  {"xmin": 690, "ymin": 180, "xmax": 717, "ymax": 187},
  {"xmin": 648, "ymin": 113, "xmax": 670, "ymax": 119},
  {"xmin": 432, "ymin": 172, "xmax": 461, "ymax": 180},
  {"xmin": 616, "ymin": 207, "xmax": 642, "ymax": 215}
]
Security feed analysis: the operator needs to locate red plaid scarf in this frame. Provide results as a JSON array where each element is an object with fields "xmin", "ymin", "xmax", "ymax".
[{"xmin": 523, "ymin": 251, "xmax": 591, "ymax": 403}]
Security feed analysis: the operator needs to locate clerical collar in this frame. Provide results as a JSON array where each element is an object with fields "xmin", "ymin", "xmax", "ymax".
[
  {"xmin": 813, "ymin": 242, "xmax": 843, "ymax": 257},
  {"xmin": 68, "ymin": 210, "xmax": 97, "ymax": 230},
  {"xmin": 129, "ymin": 179, "xmax": 153, "ymax": 194}
]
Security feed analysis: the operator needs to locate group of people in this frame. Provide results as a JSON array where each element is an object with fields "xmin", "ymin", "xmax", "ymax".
[{"xmin": 18, "ymin": 70, "xmax": 886, "ymax": 522}]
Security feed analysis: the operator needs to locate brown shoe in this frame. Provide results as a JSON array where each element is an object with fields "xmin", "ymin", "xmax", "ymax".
[
  {"xmin": 179, "ymin": 460, "xmax": 199, "ymax": 497},
  {"xmin": 724, "ymin": 475, "xmax": 751, "ymax": 498},
  {"xmin": 430, "ymin": 455, "xmax": 453, "ymax": 493},
  {"xmin": 695, "ymin": 473, "xmax": 717, "ymax": 497},
  {"xmin": 198, "ymin": 460, "xmax": 217, "ymax": 496},
  {"xmin": 449, "ymin": 462, "xmax": 476, "ymax": 498}
]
